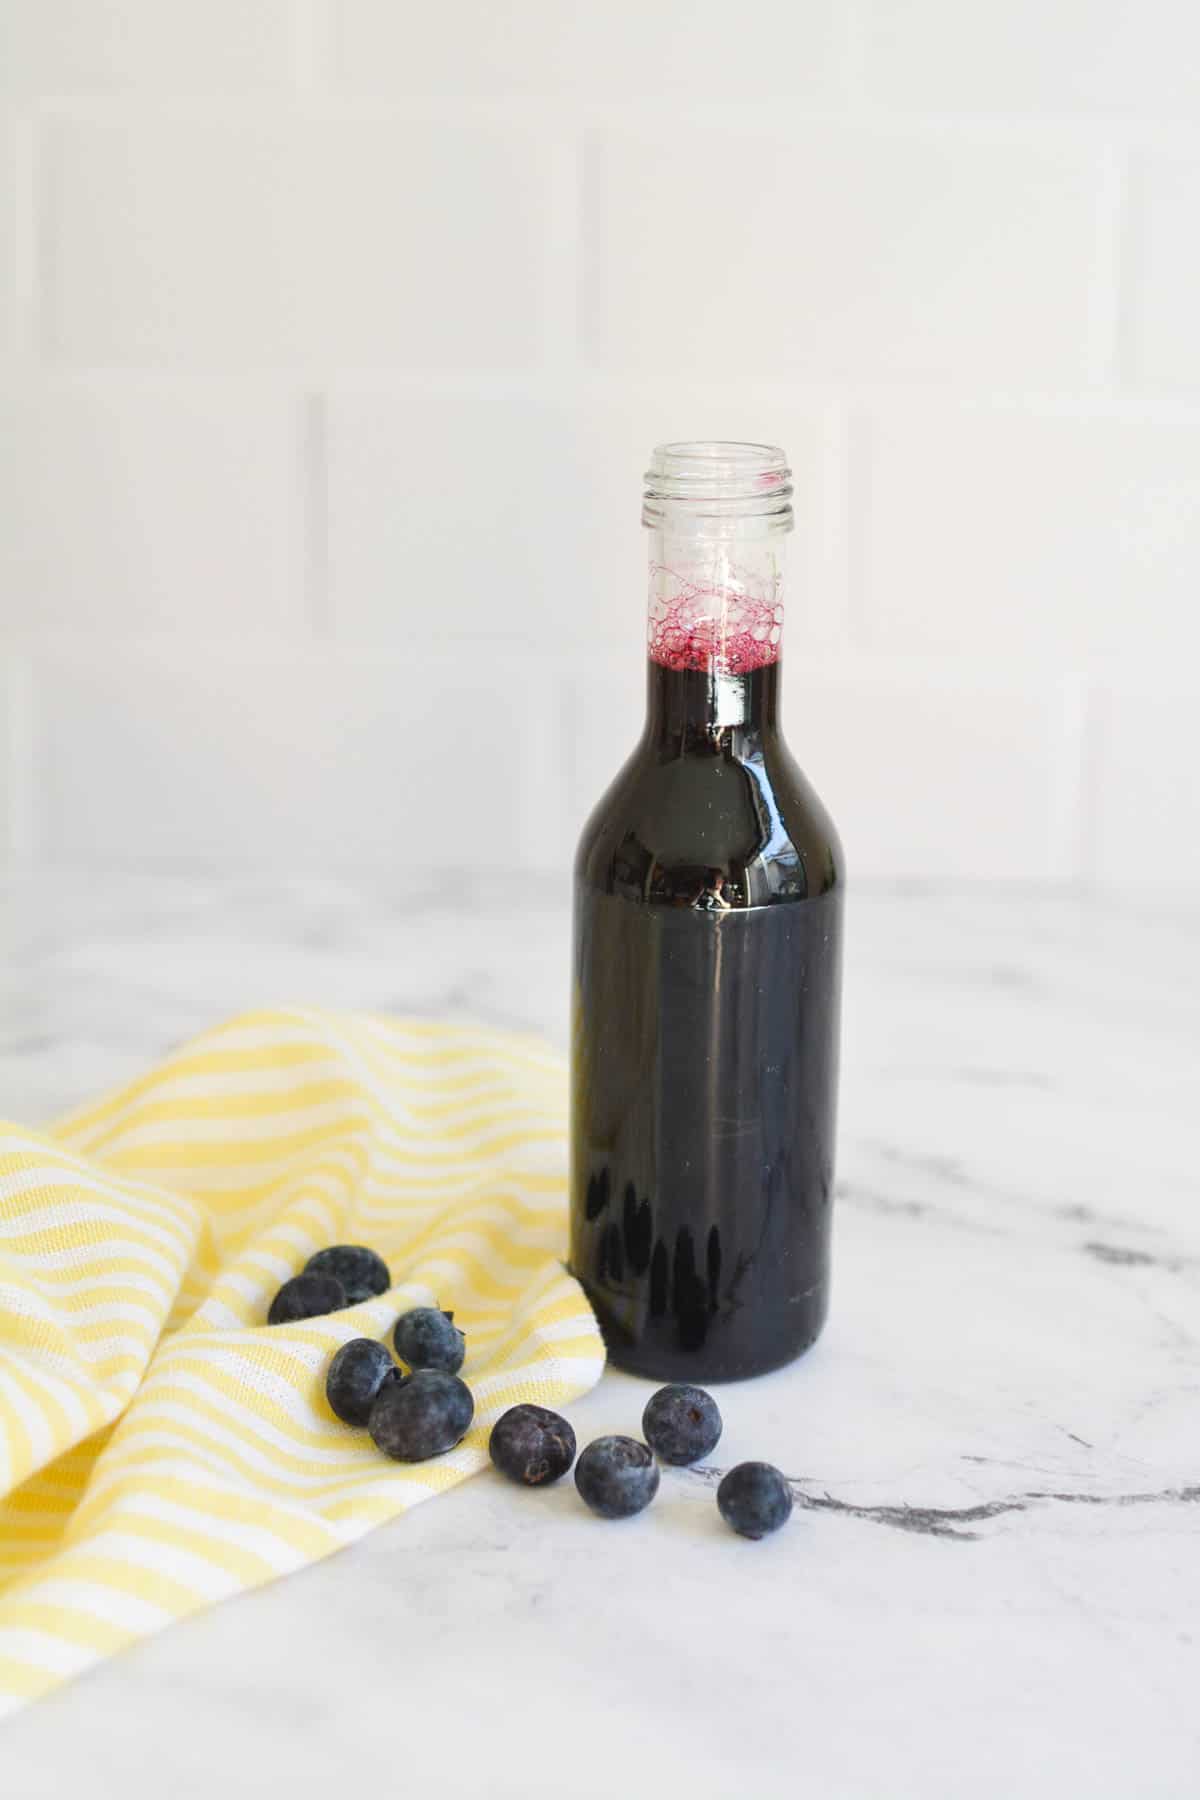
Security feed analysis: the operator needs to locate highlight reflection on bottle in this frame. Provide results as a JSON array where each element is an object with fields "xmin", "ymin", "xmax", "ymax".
[{"xmin": 569, "ymin": 443, "xmax": 844, "ymax": 1382}]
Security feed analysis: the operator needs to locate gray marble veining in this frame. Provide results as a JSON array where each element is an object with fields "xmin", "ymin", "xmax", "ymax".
[{"xmin": 0, "ymin": 872, "xmax": 1197, "ymax": 1797}]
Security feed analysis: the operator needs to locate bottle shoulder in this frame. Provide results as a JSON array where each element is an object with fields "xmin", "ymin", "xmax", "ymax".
[{"xmin": 575, "ymin": 736, "xmax": 843, "ymax": 908}]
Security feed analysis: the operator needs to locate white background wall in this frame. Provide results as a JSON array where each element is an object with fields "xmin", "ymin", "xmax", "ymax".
[{"xmin": 1, "ymin": 0, "xmax": 1198, "ymax": 888}]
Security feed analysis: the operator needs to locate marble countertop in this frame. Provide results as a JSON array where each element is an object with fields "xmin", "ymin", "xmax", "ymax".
[{"xmin": 1, "ymin": 871, "xmax": 1197, "ymax": 1798}]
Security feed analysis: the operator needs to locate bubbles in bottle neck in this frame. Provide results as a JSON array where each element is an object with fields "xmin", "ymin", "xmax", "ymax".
[
  {"xmin": 647, "ymin": 552, "xmax": 784, "ymax": 675},
  {"xmin": 642, "ymin": 442, "xmax": 792, "ymax": 676}
]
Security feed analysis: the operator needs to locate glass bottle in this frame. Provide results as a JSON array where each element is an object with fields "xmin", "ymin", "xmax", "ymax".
[{"xmin": 569, "ymin": 442, "xmax": 844, "ymax": 1381}]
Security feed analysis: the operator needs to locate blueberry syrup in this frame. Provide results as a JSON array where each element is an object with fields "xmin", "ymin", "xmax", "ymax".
[{"xmin": 569, "ymin": 647, "xmax": 844, "ymax": 1383}]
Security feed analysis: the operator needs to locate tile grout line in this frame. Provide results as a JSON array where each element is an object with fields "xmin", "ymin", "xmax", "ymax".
[
  {"xmin": 539, "ymin": 127, "xmax": 584, "ymax": 388},
  {"xmin": 1052, "ymin": 672, "xmax": 1092, "ymax": 886},
  {"xmin": 11, "ymin": 105, "xmax": 39, "ymax": 367},
  {"xmin": 1089, "ymin": 144, "xmax": 1131, "ymax": 389},
  {"xmin": 839, "ymin": 0, "xmax": 870, "ymax": 115},
  {"xmin": 842, "ymin": 409, "xmax": 871, "ymax": 652},
  {"xmin": 818, "ymin": 398, "xmax": 856, "ymax": 653},
  {"xmin": 291, "ymin": 0, "xmax": 327, "ymax": 95},
  {"xmin": 1108, "ymin": 147, "xmax": 1138, "ymax": 388},
  {"xmin": 5, "ymin": 655, "xmax": 37, "ymax": 865},
  {"xmin": 302, "ymin": 390, "xmax": 331, "ymax": 636}
]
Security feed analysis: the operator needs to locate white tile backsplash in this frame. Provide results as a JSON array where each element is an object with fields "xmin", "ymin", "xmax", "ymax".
[
  {"xmin": 0, "ymin": 657, "xmax": 13, "ymax": 857},
  {"xmin": 581, "ymin": 126, "xmax": 1105, "ymax": 383},
  {"xmin": 0, "ymin": 0, "xmax": 295, "ymax": 96},
  {"xmin": 860, "ymin": 0, "xmax": 1200, "ymax": 116},
  {"xmin": 856, "ymin": 408, "xmax": 1200, "ymax": 661},
  {"xmin": 41, "ymin": 118, "xmax": 549, "ymax": 367},
  {"xmin": 783, "ymin": 661, "xmax": 1074, "ymax": 883},
  {"xmin": 0, "ymin": 0, "xmax": 1197, "ymax": 888},
  {"xmin": 34, "ymin": 647, "xmax": 566, "ymax": 872},
  {"xmin": 1124, "ymin": 152, "xmax": 1200, "ymax": 391},
  {"xmin": 1084, "ymin": 683, "xmax": 1200, "ymax": 886},
  {"xmin": 330, "ymin": 0, "xmax": 845, "ymax": 101},
  {"xmin": 0, "ymin": 121, "xmax": 16, "ymax": 359},
  {"xmin": 0, "ymin": 382, "xmax": 305, "ymax": 634},
  {"xmin": 327, "ymin": 388, "xmax": 605, "ymax": 648}
]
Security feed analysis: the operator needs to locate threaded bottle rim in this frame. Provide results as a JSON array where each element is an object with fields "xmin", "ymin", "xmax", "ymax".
[{"xmin": 642, "ymin": 441, "xmax": 793, "ymax": 533}]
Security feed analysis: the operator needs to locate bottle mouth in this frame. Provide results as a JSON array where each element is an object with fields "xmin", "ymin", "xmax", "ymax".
[{"xmin": 642, "ymin": 441, "xmax": 793, "ymax": 533}]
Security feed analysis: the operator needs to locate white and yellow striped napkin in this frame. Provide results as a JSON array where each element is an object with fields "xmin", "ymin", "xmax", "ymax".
[{"xmin": 0, "ymin": 1008, "xmax": 605, "ymax": 1715}]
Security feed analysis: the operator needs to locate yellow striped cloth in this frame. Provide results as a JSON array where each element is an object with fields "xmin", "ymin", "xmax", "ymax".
[{"xmin": 0, "ymin": 1008, "xmax": 605, "ymax": 1715}]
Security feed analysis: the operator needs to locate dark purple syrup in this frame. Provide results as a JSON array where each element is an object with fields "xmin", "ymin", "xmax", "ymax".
[{"xmin": 569, "ymin": 659, "xmax": 843, "ymax": 1382}]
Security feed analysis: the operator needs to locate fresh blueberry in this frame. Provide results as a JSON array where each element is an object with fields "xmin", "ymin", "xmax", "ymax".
[
  {"xmin": 489, "ymin": 1405, "xmax": 577, "ymax": 1486},
  {"xmin": 574, "ymin": 1435, "xmax": 660, "ymax": 1519},
  {"xmin": 716, "ymin": 1462, "xmax": 794, "ymax": 1539},
  {"xmin": 368, "ymin": 1368, "xmax": 474, "ymax": 1462},
  {"xmin": 325, "ymin": 1337, "xmax": 402, "ymax": 1426},
  {"xmin": 304, "ymin": 1245, "xmax": 391, "ymax": 1305},
  {"xmin": 393, "ymin": 1306, "xmax": 465, "ymax": 1374},
  {"xmin": 642, "ymin": 1384, "xmax": 722, "ymax": 1466},
  {"xmin": 268, "ymin": 1272, "xmax": 347, "ymax": 1325}
]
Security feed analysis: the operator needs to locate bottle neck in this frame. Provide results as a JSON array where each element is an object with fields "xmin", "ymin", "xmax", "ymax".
[
  {"xmin": 643, "ymin": 528, "xmax": 785, "ymax": 752},
  {"xmin": 645, "ymin": 659, "xmax": 780, "ymax": 752}
]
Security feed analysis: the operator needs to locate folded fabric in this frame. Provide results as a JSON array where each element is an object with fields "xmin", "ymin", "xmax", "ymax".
[{"xmin": 0, "ymin": 1009, "xmax": 605, "ymax": 1715}]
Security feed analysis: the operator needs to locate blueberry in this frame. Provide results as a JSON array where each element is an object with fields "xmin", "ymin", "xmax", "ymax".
[
  {"xmin": 716, "ymin": 1462, "xmax": 794, "ymax": 1539},
  {"xmin": 368, "ymin": 1369, "xmax": 474, "ymax": 1462},
  {"xmin": 642, "ymin": 1384, "xmax": 722, "ymax": 1466},
  {"xmin": 489, "ymin": 1405, "xmax": 577, "ymax": 1486},
  {"xmin": 393, "ymin": 1306, "xmax": 465, "ymax": 1374},
  {"xmin": 325, "ymin": 1337, "xmax": 402, "ymax": 1426},
  {"xmin": 268, "ymin": 1272, "xmax": 347, "ymax": 1325},
  {"xmin": 574, "ymin": 1435, "xmax": 660, "ymax": 1520},
  {"xmin": 305, "ymin": 1244, "xmax": 391, "ymax": 1305}
]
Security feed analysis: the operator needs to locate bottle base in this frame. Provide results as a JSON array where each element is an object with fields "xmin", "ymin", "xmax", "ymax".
[{"xmin": 575, "ymin": 1272, "xmax": 829, "ymax": 1385}]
